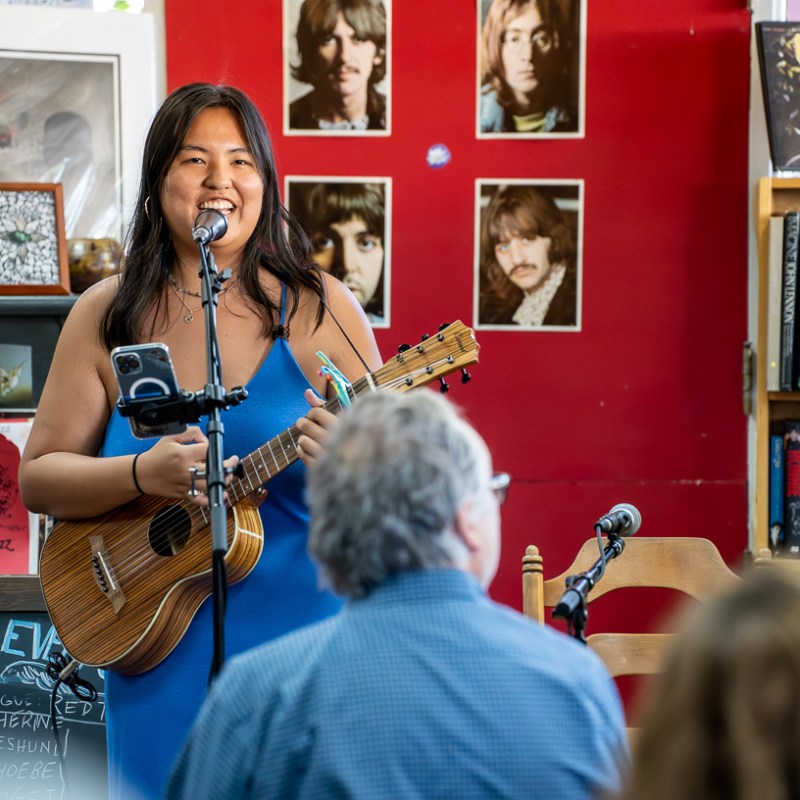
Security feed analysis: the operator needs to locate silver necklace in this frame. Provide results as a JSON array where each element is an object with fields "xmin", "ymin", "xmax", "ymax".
[
  {"xmin": 169, "ymin": 283, "xmax": 204, "ymax": 324},
  {"xmin": 167, "ymin": 273, "xmax": 237, "ymax": 324}
]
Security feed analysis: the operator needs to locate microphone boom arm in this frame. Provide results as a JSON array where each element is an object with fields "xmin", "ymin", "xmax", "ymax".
[{"xmin": 552, "ymin": 534, "xmax": 627, "ymax": 642}]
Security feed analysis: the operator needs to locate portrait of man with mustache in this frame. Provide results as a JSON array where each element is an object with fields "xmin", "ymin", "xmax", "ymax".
[
  {"xmin": 287, "ymin": 0, "xmax": 388, "ymax": 133},
  {"xmin": 477, "ymin": 181, "xmax": 581, "ymax": 329}
]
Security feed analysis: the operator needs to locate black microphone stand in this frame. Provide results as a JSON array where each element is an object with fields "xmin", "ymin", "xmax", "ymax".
[
  {"xmin": 115, "ymin": 232, "xmax": 247, "ymax": 683},
  {"xmin": 195, "ymin": 238, "xmax": 236, "ymax": 684},
  {"xmin": 551, "ymin": 529, "xmax": 627, "ymax": 643}
]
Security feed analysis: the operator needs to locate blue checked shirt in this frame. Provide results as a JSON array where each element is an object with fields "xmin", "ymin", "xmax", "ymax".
[{"xmin": 166, "ymin": 569, "xmax": 629, "ymax": 799}]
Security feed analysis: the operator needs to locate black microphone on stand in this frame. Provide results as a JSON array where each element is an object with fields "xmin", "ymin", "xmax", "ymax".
[
  {"xmin": 552, "ymin": 503, "xmax": 642, "ymax": 627},
  {"xmin": 595, "ymin": 503, "xmax": 642, "ymax": 536},
  {"xmin": 192, "ymin": 209, "xmax": 228, "ymax": 244}
]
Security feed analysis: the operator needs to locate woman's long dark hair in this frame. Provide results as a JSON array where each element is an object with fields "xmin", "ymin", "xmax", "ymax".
[{"xmin": 101, "ymin": 83, "xmax": 324, "ymax": 350}]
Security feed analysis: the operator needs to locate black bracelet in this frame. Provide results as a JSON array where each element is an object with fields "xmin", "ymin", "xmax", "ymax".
[{"xmin": 132, "ymin": 452, "xmax": 145, "ymax": 495}]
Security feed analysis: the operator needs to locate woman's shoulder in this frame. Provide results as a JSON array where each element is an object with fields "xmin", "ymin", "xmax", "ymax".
[
  {"xmin": 296, "ymin": 272, "xmax": 363, "ymax": 327},
  {"xmin": 66, "ymin": 274, "xmax": 121, "ymax": 328},
  {"xmin": 299, "ymin": 273, "xmax": 380, "ymax": 371}
]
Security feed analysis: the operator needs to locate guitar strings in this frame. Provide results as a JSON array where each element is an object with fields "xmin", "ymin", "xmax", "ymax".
[{"xmin": 105, "ymin": 359, "xmax": 457, "ymax": 579}]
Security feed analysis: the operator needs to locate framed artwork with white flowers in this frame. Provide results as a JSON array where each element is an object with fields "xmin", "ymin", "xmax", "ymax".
[{"xmin": 0, "ymin": 183, "xmax": 69, "ymax": 295}]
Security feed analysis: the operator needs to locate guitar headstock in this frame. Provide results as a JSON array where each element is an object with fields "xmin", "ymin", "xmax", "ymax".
[{"xmin": 371, "ymin": 321, "xmax": 479, "ymax": 395}]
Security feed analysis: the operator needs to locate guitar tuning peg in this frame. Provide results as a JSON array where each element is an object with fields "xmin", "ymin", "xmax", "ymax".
[
  {"xmin": 397, "ymin": 343, "xmax": 410, "ymax": 353},
  {"xmin": 439, "ymin": 377, "xmax": 450, "ymax": 394},
  {"xmin": 438, "ymin": 322, "xmax": 451, "ymax": 331},
  {"xmin": 420, "ymin": 334, "xmax": 430, "ymax": 341},
  {"xmin": 461, "ymin": 369, "xmax": 471, "ymax": 384}
]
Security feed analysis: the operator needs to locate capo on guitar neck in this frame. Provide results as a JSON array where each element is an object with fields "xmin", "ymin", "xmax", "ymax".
[{"xmin": 315, "ymin": 352, "xmax": 353, "ymax": 408}]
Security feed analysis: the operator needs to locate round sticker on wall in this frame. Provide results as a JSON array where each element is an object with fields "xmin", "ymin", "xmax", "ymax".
[{"xmin": 426, "ymin": 144, "xmax": 451, "ymax": 168}]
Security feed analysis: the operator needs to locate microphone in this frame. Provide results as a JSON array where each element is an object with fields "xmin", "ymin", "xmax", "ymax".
[
  {"xmin": 551, "ymin": 503, "xmax": 642, "ymax": 630},
  {"xmin": 192, "ymin": 209, "xmax": 228, "ymax": 244},
  {"xmin": 595, "ymin": 503, "xmax": 641, "ymax": 537}
]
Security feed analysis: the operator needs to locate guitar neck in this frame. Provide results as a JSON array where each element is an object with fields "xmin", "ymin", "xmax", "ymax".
[
  {"xmin": 224, "ymin": 374, "xmax": 371, "ymax": 506},
  {"xmin": 224, "ymin": 320, "xmax": 479, "ymax": 506}
]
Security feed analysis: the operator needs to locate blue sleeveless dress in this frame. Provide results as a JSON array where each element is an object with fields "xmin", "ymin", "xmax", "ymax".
[{"xmin": 98, "ymin": 292, "xmax": 343, "ymax": 800}]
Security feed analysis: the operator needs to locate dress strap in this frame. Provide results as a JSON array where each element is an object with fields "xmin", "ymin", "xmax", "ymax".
[{"xmin": 272, "ymin": 281, "xmax": 290, "ymax": 340}]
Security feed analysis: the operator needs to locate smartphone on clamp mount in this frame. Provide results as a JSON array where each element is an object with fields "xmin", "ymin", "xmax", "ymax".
[{"xmin": 111, "ymin": 343, "xmax": 187, "ymax": 439}]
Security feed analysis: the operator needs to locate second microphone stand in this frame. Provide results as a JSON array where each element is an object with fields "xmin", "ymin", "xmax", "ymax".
[{"xmin": 551, "ymin": 529, "xmax": 627, "ymax": 643}]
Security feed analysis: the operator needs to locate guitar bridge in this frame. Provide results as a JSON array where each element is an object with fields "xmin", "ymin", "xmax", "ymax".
[{"xmin": 89, "ymin": 534, "xmax": 126, "ymax": 614}]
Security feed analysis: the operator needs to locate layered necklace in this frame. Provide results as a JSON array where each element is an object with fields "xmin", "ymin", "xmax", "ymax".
[{"xmin": 168, "ymin": 272, "xmax": 238, "ymax": 324}]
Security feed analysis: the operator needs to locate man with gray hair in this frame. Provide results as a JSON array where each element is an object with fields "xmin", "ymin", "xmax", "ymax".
[{"xmin": 167, "ymin": 391, "xmax": 628, "ymax": 799}]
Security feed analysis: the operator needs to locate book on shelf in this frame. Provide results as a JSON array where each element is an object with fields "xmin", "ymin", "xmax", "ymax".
[
  {"xmin": 780, "ymin": 211, "xmax": 800, "ymax": 391},
  {"xmin": 756, "ymin": 22, "xmax": 800, "ymax": 171},
  {"xmin": 784, "ymin": 421, "xmax": 800, "ymax": 555},
  {"xmin": 767, "ymin": 215, "xmax": 785, "ymax": 391},
  {"xmin": 770, "ymin": 433, "xmax": 785, "ymax": 552}
]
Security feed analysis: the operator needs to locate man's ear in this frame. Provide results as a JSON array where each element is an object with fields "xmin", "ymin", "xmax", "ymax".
[{"xmin": 454, "ymin": 499, "xmax": 481, "ymax": 554}]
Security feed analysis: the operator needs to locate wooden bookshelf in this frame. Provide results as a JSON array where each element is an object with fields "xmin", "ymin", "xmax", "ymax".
[{"xmin": 755, "ymin": 177, "xmax": 800, "ymax": 552}]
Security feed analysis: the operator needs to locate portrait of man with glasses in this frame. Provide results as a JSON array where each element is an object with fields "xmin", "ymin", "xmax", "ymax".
[{"xmin": 478, "ymin": 0, "xmax": 583, "ymax": 137}]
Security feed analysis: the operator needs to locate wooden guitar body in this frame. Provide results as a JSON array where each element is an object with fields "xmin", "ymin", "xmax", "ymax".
[{"xmin": 39, "ymin": 494, "xmax": 263, "ymax": 675}]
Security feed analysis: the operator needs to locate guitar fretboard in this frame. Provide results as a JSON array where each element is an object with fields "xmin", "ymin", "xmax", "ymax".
[
  {"xmin": 226, "ymin": 374, "xmax": 370, "ymax": 505},
  {"xmin": 215, "ymin": 320, "xmax": 477, "ymax": 509}
]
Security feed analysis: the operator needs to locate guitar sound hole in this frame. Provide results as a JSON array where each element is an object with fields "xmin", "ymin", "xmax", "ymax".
[{"xmin": 149, "ymin": 505, "xmax": 192, "ymax": 557}]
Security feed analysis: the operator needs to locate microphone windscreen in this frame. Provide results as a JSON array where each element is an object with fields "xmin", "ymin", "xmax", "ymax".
[{"xmin": 609, "ymin": 502, "xmax": 642, "ymax": 536}]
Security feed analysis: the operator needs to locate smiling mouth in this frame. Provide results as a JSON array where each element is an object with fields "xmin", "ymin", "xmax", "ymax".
[{"xmin": 199, "ymin": 200, "xmax": 234, "ymax": 215}]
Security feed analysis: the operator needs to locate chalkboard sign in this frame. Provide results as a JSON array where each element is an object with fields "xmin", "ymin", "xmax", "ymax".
[{"xmin": 0, "ymin": 577, "xmax": 106, "ymax": 800}]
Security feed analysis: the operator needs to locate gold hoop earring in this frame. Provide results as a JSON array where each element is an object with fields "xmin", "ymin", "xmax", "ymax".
[{"xmin": 144, "ymin": 196, "xmax": 151, "ymax": 220}]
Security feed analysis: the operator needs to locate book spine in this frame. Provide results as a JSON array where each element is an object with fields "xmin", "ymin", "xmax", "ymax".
[
  {"xmin": 781, "ymin": 211, "xmax": 800, "ymax": 391},
  {"xmin": 767, "ymin": 216, "xmax": 786, "ymax": 391},
  {"xmin": 784, "ymin": 421, "xmax": 800, "ymax": 555},
  {"xmin": 770, "ymin": 432, "xmax": 785, "ymax": 552}
]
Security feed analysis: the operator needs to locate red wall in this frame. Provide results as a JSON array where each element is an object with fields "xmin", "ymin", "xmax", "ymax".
[{"xmin": 164, "ymin": 0, "xmax": 751, "ymax": 627}]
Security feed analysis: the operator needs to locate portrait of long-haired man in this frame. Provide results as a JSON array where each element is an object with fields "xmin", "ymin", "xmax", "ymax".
[
  {"xmin": 476, "ymin": 180, "xmax": 582, "ymax": 330},
  {"xmin": 284, "ymin": 0, "xmax": 390, "ymax": 135},
  {"xmin": 477, "ymin": 0, "xmax": 584, "ymax": 138}
]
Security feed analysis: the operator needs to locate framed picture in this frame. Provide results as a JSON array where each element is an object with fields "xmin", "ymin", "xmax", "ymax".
[
  {"xmin": 285, "ymin": 175, "xmax": 391, "ymax": 327},
  {"xmin": 0, "ymin": 343, "xmax": 33, "ymax": 410},
  {"xmin": 0, "ymin": 417, "xmax": 39, "ymax": 574},
  {"xmin": 476, "ymin": 0, "xmax": 585, "ymax": 138},
  {"xmin": 283, "ymin": 0, "xmax": 391, "ymax": 136},
  {"xmin": 474, "ymin": 179, "xmax": 583, "ymax": 331},
  {"xmin": 0, "ymin": 5, "xmax": 157, "ymax": 240},
  {"xmin": 0, "ymin": 183, "xmax": 69, "ymax": 294},
  {"xmin": 756, "ymin": 22, "xmax": 800, "ymax": 172}
]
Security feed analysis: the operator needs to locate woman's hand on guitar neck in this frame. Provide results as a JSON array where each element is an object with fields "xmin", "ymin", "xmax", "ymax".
[
  {"xmin": 135, "ymin": 426, "xmax": 240, "ymax": 506},
  {"xmin": 295, "ymin": 389, "xmax": 339, "ymax": 468}
]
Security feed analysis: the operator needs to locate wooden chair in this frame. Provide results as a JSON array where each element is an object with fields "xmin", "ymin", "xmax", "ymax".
[{"xmin": 522, "ymin": 537, "xmax": 741, "ymax": 732}]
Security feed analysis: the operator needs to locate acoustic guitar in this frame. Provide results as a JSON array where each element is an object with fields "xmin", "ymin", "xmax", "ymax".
[{"xmin": 38, "ymin": 321, "xmax": 479, "ymax": 675}]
